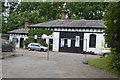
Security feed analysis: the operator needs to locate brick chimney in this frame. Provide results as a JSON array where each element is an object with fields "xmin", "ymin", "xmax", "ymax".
[
  {"xmin": 24, "ymin": 20, "xmax": 29, "ymax": 28},
  {"xmin": 61, "ymin": 11, "xmax": 67, "ymax": 20}
]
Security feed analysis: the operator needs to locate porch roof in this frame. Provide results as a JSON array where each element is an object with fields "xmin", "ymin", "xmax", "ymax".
[{"xmin": 7, "ymin": 28, "xmax": 29, "ymax": 34}]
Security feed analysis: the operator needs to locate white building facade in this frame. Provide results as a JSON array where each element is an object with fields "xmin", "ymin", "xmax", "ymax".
[
  {"xmin": 9, "ymin": 33, "xmax": 28, "ymax": 48},
  {"xmin": 29, "ymin": 19, "xmax": 106, "ymax": 54},
  {"xmin": 7, "ymin": 12, "xmax": 107, "ymax": 53},
  {"xmin": 51, "ymin": 28, "xmax": 105, "ymax": 54}
]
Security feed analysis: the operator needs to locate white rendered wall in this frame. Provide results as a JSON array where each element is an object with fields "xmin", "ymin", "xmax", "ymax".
[
  {"xmin": 83, "ymin": 33, "xmax": 104, "ymax": 54},
  {"xmin": 9, "ymin": 34, "xmax": 28, "ymax": 48},
  {"xmin": 52, "ymin": 32, "xmax": 60, "ymax": 51}
]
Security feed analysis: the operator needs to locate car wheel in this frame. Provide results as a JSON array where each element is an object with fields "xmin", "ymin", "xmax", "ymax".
[
  {"xmin": 12, "ymin": 54, "xmax": 16, "ymax": 56},
  {"xmin": 104, "ymin": 53, "xmax": 108, "ymax": 57},
  {"xmin": 28, "ymin": 48, "xmax": 32, "ymax": 51},
  {"xmin": 44, "ymin": 49, "xmax": 47, "ymax": 52},
  {"xmin": 41, "ymin": 48, "xmax": 44, "ymax": 51}
]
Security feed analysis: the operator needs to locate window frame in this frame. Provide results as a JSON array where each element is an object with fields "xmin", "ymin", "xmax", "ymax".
[{"xmin": 89, "ymin": 34, "xmax": 96, "ymax": 48}]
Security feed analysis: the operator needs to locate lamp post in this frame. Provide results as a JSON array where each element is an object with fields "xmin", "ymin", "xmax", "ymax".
[
  {"xmin": 47, "ymin": 38, "xmax": 50, "ymax": 60},
  {"xmin": 83, "ymin": 39, "xmax": 88, "ymax": 64}
]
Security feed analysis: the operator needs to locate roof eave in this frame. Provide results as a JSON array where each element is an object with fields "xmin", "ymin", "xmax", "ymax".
[{"xmin": 28, "ymin": 26, "xmax": 106, "ymax": 29}]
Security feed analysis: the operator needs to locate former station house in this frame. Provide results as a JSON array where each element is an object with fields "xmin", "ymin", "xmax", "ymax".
[{"xmin": 8, "ymin": 11, "xmax": 107, "ymax": 53}]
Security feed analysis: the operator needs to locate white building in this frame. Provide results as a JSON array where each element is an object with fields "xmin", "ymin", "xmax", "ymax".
[
  {"xmin": 7, "ymin": 20, "xmax": 29, "ymax": 48},
  {"xmin": 28, "ymin": 19, "xmax": 106, "ymax": 54},
  {"xmin": 8, "ymin": 11, "xmax": 107, "ymax": 53}
]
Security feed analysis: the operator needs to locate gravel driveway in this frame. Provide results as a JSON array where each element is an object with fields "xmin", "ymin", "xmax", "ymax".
[{"xmin": 2, "ymin": 48, "xmax": 118, "ymax": 78}]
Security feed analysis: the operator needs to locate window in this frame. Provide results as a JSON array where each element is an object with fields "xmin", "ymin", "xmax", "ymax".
[
  {"xmin": 60, "ymin": 39, "xmax": 65, "ymax": 47},
  {"xmin": 12, "ymin": 38, "xmax": 18, "ymax": 43},
  {"xmin": 67, "ymin": 39, "xmax": 71, "ymax": 47},
  {"xmin": 75, "ymin": 36, "xmax": 80, "ymax": 47},
  {"xmin": 31, "ymin": 43, "xmax": 40, "ymax": 47},
  {"xmin": 34, "ymin": 45, "xmax": 40, "ymax": 47},
  {"xmin": 89, "ymin": 34, "xmax": 96, "ymax": 48}
]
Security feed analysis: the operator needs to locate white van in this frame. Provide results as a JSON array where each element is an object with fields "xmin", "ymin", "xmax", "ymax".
[{"xmin": 98, "ymin": 48, "xmax": 111, "ymax": 57}]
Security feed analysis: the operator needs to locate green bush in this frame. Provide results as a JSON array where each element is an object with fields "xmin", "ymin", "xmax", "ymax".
[
  {"xmin": 28, "ymin": 29, "xmax": 53, "ymax": 37},
  {"xmin": 109, "ymin": 48, "xmax": 120, "ymax": 73},
  {"xmin": 103, "ymin": 2, "xmax": 120, "ymax": 75},
  {"xmin": 37, "ymin": 38, "xmax": 48, "ymax": 47},
  {"xmin": 24, "ymin": 29, "xmax": 53, "ymax": 47},
  {"xmin": 23, "ymin": 39, "xmax": 34, "ymax": 48}
]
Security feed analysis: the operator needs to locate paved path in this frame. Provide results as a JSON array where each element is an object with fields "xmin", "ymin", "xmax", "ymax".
[{"xmin": 2, "ymin": 49, "xmax": 118, "ymax": 78}]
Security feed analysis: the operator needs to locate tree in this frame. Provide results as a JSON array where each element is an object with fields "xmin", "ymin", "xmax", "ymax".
[
  {"xmin": 65, "ymin": 2, "xmax": 109, "ymax": 19},
  {"xmin": 0, "ymin": 2, "xmax": 2, "ymax": 33},
  {"xmin": 103, "ymin": 2, "xmax": 120, "ymax": 72},
  {"xmin": 2, "ymin": 10, "xmax": 47, "ymax": 33},
  {"xmin": 2, "ymin": 2, "xmax": 65, "ymax": 33},
  {"xmin": 15, "ymin": 2, "xmax": 66, "ymax": 21},
  {"xmin": 104, "ymin": 2, "xmax": 120, "ymax": 52},
  {"xmin": 2, "ymin": 1, "xmax": 20, "ymax": 33},
  {"xmin": 2, "ymin": 2, "xmax": 109, "ymax": 33}
]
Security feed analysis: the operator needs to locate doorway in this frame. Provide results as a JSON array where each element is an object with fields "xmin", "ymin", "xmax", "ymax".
[
  {"xmin": 49, "ymin": 39, "xmax": 53, "ymax": 51},
  {"xmin": 20, "ymin": 38, "xmax": 24, "ymax": 48}
]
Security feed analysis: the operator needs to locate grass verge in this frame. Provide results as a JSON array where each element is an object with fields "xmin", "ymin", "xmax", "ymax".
[{"xmin": 88, "ymin": 57, "xmax": 120, "ymax": 75}]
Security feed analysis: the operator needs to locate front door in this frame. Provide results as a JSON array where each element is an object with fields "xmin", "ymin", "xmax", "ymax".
[
  {"xmin": 20, "ymin": 38, "xmax": 24, "ymax": 48},
  {"xmin": 49, "ymin": 39, "xmax": 53, "ymax": 51}
]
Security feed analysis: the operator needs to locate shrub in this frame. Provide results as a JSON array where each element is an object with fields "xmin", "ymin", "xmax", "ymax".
[
  {"xmin": 23, "ymin": 39, "xmax": 33, "ymax": 48},
  {"xmin": 24, "ymin": 29, "xmax": 53, "ymax": 47},
  {"xmin": 37, "ymin": 38, "xmax": 48, "ymax": 47},
  {"xmin": 103, "ymin": 2, "xmax": 120, "ymax": 74},
  {"xmin": 109, "ymin": 48, "xmax": 120, "ymax": 73}
]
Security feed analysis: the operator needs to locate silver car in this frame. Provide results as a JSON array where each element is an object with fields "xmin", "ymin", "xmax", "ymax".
[{"xmin": 27, "ymin": 43, "xmax": 48, "ymax": 52}]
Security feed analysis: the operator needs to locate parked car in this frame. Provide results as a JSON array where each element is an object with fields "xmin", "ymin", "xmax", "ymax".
[
  {"xmin": 27, "ymin": 43, "xmax": 48, "ymax": 52},
  {"xmin": 98, "ymin": 48, "xmax": 111, "ymax": 57},
  {"xmin": 0, "ymin": 39, "xmax": 15, "ymax": 52}
]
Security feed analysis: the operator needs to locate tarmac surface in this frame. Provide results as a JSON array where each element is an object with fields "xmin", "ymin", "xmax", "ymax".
[{"xmin": 1, "ymin": 48, "xmax": 118, "ymax": 78}]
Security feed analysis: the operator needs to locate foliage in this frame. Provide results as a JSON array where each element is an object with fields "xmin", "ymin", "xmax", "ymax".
[
  {"xmin": 103, "ymin": 2, "xmax": 120, "ymax": 72},
  {"xmin": 109, "ymin": 48, "xmax": 120, "ymax": 72},
  {"xmin": 17, "ymin": 2, "xmax": 65, "ymax": 20},
  {"xmin": 103, "ymin": 2, "xmax": 120, "ymax": 52},
  {"xmin": 28, "ymin": 29, "xmax": 53, "ymax": 37},
  {"xmin": 24, "ymin": 29, "xmax": 53, "ymax": 47},
  {"xmin": 2, "ymin": 2, "xmax": 64, "ymax": 33},
  {"xmin": 0, "ymin": 2, "xmax": 2, "ymax": 33},
  {"xmin": 36, "ymin": 38, "xmax": 48, "ymax": 47},
  {"xmin": 65, "ymin": 2, "xmax": 109, "ymax": 20},
  {"xmin": 2, "ymin": 2, "xmax": 109, "ymax": 33},
  {"xmin": 2, "ymin": 10, "xmax": 46, "ymax": 33},
  {"xmin": 23, "ymin": 39, "xmax": 32, "ymax": 48}
]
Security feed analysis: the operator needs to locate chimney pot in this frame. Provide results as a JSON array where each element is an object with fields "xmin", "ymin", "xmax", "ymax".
[
  {"xmin": 24, "ymin": 20, "xmax": 29, "ymax": 28},
  {"xmin": 61, "ymin": 11, "xmax": 67, "ymax": 20}
]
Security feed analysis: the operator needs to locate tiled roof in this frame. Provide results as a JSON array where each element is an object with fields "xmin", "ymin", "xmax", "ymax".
[
  {"xmin": 29, "ymin": 19, "xmax": 106, "ymax": 29},
  {"xmin": 7, "ymin": 19, "xmax": 106, "ymax": 34},
  {"xmin": 7, "ymin": 28, "xmax": 29, "ymax": 34}
]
